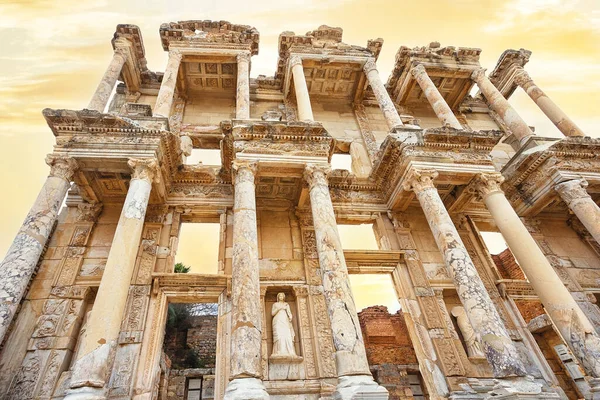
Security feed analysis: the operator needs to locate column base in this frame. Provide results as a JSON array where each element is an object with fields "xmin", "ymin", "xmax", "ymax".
[
  {"xmin": 449, "ymin": 376, "xmax": 560, "ymax": 399},
  {"xmin": 333, "ymin": 375, "xmax": 389, "ymax": 400},
  {"xmin": 63, "ymin": 386, "xmax": 106, "ymax": 400},
  {"xmin": 224, "ymin": 377, "xmax": 269, "ymax": 400}
]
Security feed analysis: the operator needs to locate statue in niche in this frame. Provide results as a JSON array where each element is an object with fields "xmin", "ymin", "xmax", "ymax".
[
  {"xmin": 451, "ymin": 305, "xmax": 485, "ymax": 358},
  {"xmin": 271, "ymin": 292, "xmax": 297, "ymax": 357}
]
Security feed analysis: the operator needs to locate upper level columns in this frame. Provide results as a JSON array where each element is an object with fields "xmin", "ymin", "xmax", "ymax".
[
  {"xmin": 0, "ymin": 155, "xmax": 77, "ymax": 344},
  {"xmin": 236, "ymin": 52, "xmax": 251, "ymax": 120},
  {"xmin": 472, "ymin": 68, "xmax": 534, "ymax": 145},
  {"xmin": 556, "ymin": 179, "xmax": 600, "ymax": 244},
  {"xmin": 153, "ymin": 49, "xmax": 183, "ymax": 118},
  {"xmin": 471, "ymin": 173, "xmax": 600, "ymax": 379},
  {"xmin": 403, "ymin": 169, "xmax": 526, "ymax": 377},
  {"xmin": 304, "ymin": 164, "xmax": 388, "ymax": 399},
  {"xmin": 363, "ymin": 58, "xmax": 403, "ymax": 130},
  {"xmin": 88, "ymin": 42, "xmax": 129, "ymax": 112},
  {"xmin": 290, "ymin": 55, "xmax": 314, "ymax": 122},
  {"xmin": 515, "ymin": 69, "xmax": 585, "ymax": 137},
  {"xmin": 411, "ymin": 64, "xmax": 462, "ymax": 129}
]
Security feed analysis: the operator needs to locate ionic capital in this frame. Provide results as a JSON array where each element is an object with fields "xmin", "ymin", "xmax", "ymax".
[
  {"xmin": 514, "ymin": 68, "xmax": 534, "ymax": 88},
  {"xmin": 232, "ymin": 159, "xmax": 257, "ymax": 184},
  {"xmin": 555, "ymin": 179, "xmax": 591, "ymax": 204},
  {"xmin": 363, "ymin": 58, "xmax": 378, "ymax": 74},
  {"xmin": 128, "ymin": 158, "xmax": 160, "ymax": 183},
  {"xmin": 304, "ymin": 164, "xmax": 331, "ymax": 189},
  {"xmin": 237, "ymin": 52, "xmax": 251, "ymax": 64},
  {"xmin": 469, "ymin": 172, "xmax": 505, "ymax": 200},
  {"xmin": 46, "ymin": 154, "xmax": 78, "ymax": 181},
  {"xmin": 289, "ymin": 55, "xmax": 303, "ymax": 68},
  {"xmin": 410, "ymin": 63, "xmax": 428, "ymax": 78},
  {"xmin": 471, "ymin": 68, "xmax": 487, "ymax": 82},
  {"xmin": 402, "ymin": 168, "xmax": 438, "ymax": 193}
]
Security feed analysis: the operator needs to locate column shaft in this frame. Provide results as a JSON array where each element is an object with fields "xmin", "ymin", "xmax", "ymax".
[
  {"xmin": 364, "ymin": 58, "xmax": 403, "ymax": 130},
  {"xmin": 88, "ymin": 47, "xmax": 127, "ymax": 112},
  {"xmin": 411, "ymin": 64, "xmax": 462, "ymax": 129},
  {"xmin": 0, "ymin": 155, "xmax": 77, "ymax": 344},
  {"xmin": 515, "ymin": 69, "xmax": 585, "ymax": 137},
  {"xmin": 153, "ymin": 50, "xmax": 183, "ymax": 118},
  {"xmin": 556, "ymin": 179, "xmax": 600, "ymax": 249},
  {"xmin": 404, "ymin": 169, "xmax": 526, "ymax": 377},
  {"xmin": 472, "ymin": 69, "xmax": 534, "ymax": 144},
  {"xmin": 290, "ymin": 56, "xmax": 314, "ymax": 122},
  {"xmin": 474, "ymin": 173, "xmax": 600, "ymax": 379},
  {"xmin": 66, "ymin": 158, "xmax": 157, "ymax": 398},
  {"xmin": 236, "ymin": 53, "xmax": 251, "ymax": 119}
]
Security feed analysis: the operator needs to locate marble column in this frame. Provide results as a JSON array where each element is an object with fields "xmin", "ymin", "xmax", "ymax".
[
  {"xmin": 153, "ymin": 49, "xmax": 183, "ymax": 118},
  {"xmin": 515, "ymin": 69, "xmax": 585, "ymax": 137},
  {"xmin": 472, "ymin": 172, "xmax": 600, "ymax": 379},
  {"xmin": 364, "ymin": 58, "xmax": 403, "ymax": 130},
  {"xmin": 224, "ymin": 160, "xmax": 269, "ymax": 400},
  {"xmin": 556, "ymin": 179, "xmax": 600, "ymax": 247},
  {"xmin": 403, "ymin": 169, "xmax": 526, "ymax": 377},
  {"xmin": 304, "ymin": 164, "xmax": 388, "ymax": 400},
  {"xmin": 65, "ymin": 158, "xmax": 158, "ymax": 400},
  {"xmin": 411, "ymin": 64, "xmax": 462, "ymax": 129},
  {"xmin": 0, "ymin": 155, "xmax": 77, "ymax": 344},
  {"xmin": 236, "ymin": 52, "xmax": 251, "ymax": 120},
  {"xmin": 472, "ymin": 68, "xmax": 534, "ymax": 145},
  {"xmin": 88, "ymin": 45, "xmax": 128, "ymax": 112},
  {"xmin": 290, "ymin": 55, "xmax": 314, "ymax": 122}
]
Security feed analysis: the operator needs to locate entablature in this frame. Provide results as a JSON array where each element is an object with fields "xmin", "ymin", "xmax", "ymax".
[{"xmin": 487, "ymin": 48, "xmax": 531, "ymax": 99}]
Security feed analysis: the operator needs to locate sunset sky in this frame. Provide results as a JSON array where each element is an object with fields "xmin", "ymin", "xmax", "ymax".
[{"xmin": 1, "ymin": 0, "xmax": 598, "ymax": 311}]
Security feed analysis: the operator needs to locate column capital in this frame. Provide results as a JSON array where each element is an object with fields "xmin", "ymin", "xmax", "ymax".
[
  {"xmin": 469, "ymin": 172, "xmax": 505, "ymax": 200},
  {"xmin": 289, "ymin": 55, "xmax": 303, "ymax": 68},
  {"xmin": 127, "ymin": 158, "xmax": 160, "ymax": 183},
  {"xmin": 232, "ymin": 159, "xmax": 257, "ymax": 184},
  {"xmin": 363, "ymin": 58, "xmax": 378, "ymax": 74},
  {"xmin": 237, "ymin": 52, "xmax": 251, "ymax": 63},
  {"xmin": 555, "ymin": 179, "xmax": 591, "ymax": 204},
  {"xmin": 46, "ymin": 154, "xmax": 78, "ymax": 181},
  {"xmin": 514, "ymin": 68, "xmax": 534, "ymax": 88},
  {"xmin": 304, "ymin": 164, "xmax": 331, "ymax": 189},
  {"xmin": 471, "ymin": 67, "xmax": 487, "ymax": 82},
  {"xmin": 402, "ymin": 169, "xmax": 438, "ymax": 193},
  {"xmin": 168, "ymin": 48, "xmax": 183, "ymax": 61},
  {"xmin": 410, "ymin": 63, "xmax": 427, "ymax": 78}
]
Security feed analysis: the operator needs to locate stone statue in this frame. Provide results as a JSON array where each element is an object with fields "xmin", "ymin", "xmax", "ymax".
[
  {"xmin": 451, "ymin": 305, "xmax": 485, "ymax": 358},
  {"xmin": 271, "ymin": 293, "xmax": 297, "ymax": 356}
]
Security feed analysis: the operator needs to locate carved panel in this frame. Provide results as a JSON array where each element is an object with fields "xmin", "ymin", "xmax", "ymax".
[
  {"xmin": 119, "ymin": 285, "xmax": 151, "ymax": 344},
  {"xmin": 108, "ymin": 343, "xmax": 140, "ymax": 397},
  {"xmin": 296, "ymin": 289, "xmax": 317, "ymax": 378},
  {"xmin": 432, "ymin": 338, "xmax": 465, "ymax": 376},
  {"xmin": 309, "ymin": 287, "xmax": 336, "ymax": 377},
  {"xmin": 134, "ymin": 225, "xmax": 161, "ymax": 285},
  {"xmin": 418, "ymin": 296, "xmax": 445, "ymax": 329}
]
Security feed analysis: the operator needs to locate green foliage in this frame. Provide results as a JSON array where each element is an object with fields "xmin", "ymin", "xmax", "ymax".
[{"xmin": 174, "ymin": 262, "xmax": 191, "ymax": 273}]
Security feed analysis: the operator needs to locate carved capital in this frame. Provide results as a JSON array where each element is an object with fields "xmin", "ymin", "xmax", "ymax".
[
  {"xmin": 402, "ymin": 169, "xmax": 438, "ymax": 194},
  {"xmin": 128, "ymin": 158, "xmax": 160, "ymax": 183},
  {"xmin": 168, "ymin": 49, "xmax": 183, "ymax": 62},
  {"xmin": 46, "ymin": 154, "xmax": 78, "ymax": 181},
  {"xmin": 232, "ymin": 160, "xmax": 257, "ymax": 184},
  {"xmin": 514, "ymin": 68, "xmax": 534, "ymax": 88},
  {"xmin": 363, "ymin": 58, "xmax": 378, "ymax": 74},
  {"xmin": 410, "ymin": 63, "xmax": 428, "ymax": 78},
  {"xmin": 469, "ymin": 172, "xmax": 505, "ymax": 200},
  {"xmin": 471, "ymin": 67, "xmax": 487, "ymax": 82},
  {"xmin": 76, "ymin": 202, "xmax": 103, "ymax": 222},
  {"xmin": 289, "ymin": 55, "xmax": 303, "ymax": 68},
  {"xmin": 237, "ymin": 52, "xmax": 251, "ymax": 64},
  {"xmin": 293, "ymin": 286, "xmax": 309, "ymax": 297},
  {"xmin": 555, "ymin": 179, "xmax": 591, "ymax": 205},
  {"xmin": 304, "ymin": 164, "xmax": 331, "ymax": 189}
]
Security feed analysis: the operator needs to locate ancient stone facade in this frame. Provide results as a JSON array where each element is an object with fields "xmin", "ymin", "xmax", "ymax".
[{"xmin": 1, "ymin": 20, "xmax": 600, "ymax": 400}]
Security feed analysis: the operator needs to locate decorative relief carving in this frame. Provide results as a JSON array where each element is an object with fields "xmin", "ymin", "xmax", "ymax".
[{"xmin": 46, "ymin": 154, "xmax": 78, "ymax": 181}]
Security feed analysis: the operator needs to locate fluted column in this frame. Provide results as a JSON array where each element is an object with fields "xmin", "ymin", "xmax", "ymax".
[
  {"xmin": 411, "ymin": 64, "xmax": 462, "ymax": 129},
  {"xmin": 88, "ymin": 45, "xmax": 128, "ymax": 112},
  {"xmin": 304, "ymin": 164, "xmax": 388, "ymax": 400},
  {"xmin": 0, "ymin": 155, "xmax": 77, "ymax": 344},
  {"xmin": 403, "ymin": 169, "xmax": 526, "ymax": 377},
  {"xmin": 66, "ymin": 158, "xmax": 158, "ymax": 399},
  {"xmin": 224, "ymin": 160, "xmax": 269, "ymax": 400},
  {"xmin": 515, "ymin": 69, "xmax": 585, "ymax": 137},
  {"xmin": 236, "ymin": 52, "xmax": 251, "ymax": 119},
  {"xmin": 290, "ymin": 55, "xmax": 314, "ymax": 122},
  {"xmin": 556, "ymin": 179, "xmax": 600, "ymax": 244},
  {"xmin": 472, "ymin": 172, "xmax": 600, "ymax": 379},
  {"xmin": 472, "ymin": 68, "xmax": 534, "ymax": 145},
  {"xmin": 364, "ymin": 58, "xmax": 403, "ymax": 130},
  {"xmin": 153, "ymin": 49, "xmax": 183, "ymax": 118}
]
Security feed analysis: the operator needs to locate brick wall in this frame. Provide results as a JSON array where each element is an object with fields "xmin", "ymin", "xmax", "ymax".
[{"xmin": 492, "ymin": 248, "xmax": 526, "ymax": 280}]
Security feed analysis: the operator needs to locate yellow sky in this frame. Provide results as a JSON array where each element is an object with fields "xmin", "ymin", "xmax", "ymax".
[{"xmin": 0, "ymin": 0, "xmax": 598, "ymax": 311}]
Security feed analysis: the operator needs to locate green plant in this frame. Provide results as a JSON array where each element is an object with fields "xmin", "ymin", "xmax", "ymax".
[{"xmin": 174, "ymin": 262, "xmax": 191, "ymax": 273}]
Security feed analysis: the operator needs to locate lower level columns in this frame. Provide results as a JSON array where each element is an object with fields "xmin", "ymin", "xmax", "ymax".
[
  {"xmin": 555, "ymin": 179, "xmax": 600, "ymax": 245},
  {"xmin": 65, "ymin": 158, "xmax": 158, "ymax": 399},
  {"xmin": 472, "ymin": 173, "xmax": 600, "ymax": 380},
  {"xmin": 364, "ymin": 58, "xmax": 403, "ymax": 130},
  {"xmin": 224, "ymin": 160, "xmax": 268, "ymax": 400},
  {"xmin": 411, "ymin": 64, "xmax": 462, "ymax": 129},
  {"xmin": 290, "ymin": 55, "xmax": 314, "ymax": 122},
  {"xmin": 304, "ymin": 164, "xmax": 388, "ymax": 399},
  {"xmin": 403, "ymin": 169, "xmax": 527, "ymax": 377},
  {"xmin": 0, "ymin": 155, "xmax": 77, "ymax": 344}
]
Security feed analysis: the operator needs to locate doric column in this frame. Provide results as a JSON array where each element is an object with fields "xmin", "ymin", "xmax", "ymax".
[
  {"xmin": 403, "ymin": 169, "xmax": 526, "ymax": 377},
  {"xmin": 224, "ymin": 160, "xmax": 269, "ymax": 400},
  {"xmin": 472, "ymin": 173, "xmax": 600, "ymax": 379},
  {"xmin": 304, "ymin": 164, "xmax": 388, "ymax": 399},
  {"xmin": 88, "ymin": 45, "xmax": 128, "ymax": 112},
  {"xmin": 290, "ymin": 55, "xmax": 314, "ymax": 122},
  {"xmin": 363, "ymin": 58, "xmax": 403, "ymax": 130},
  {"xmin": 236, "ymin": 52, "xmax": 251, "ymax": 119},
  {"xmin": 0, "ymin": 155, "xmax": 77, "ymax": 344},
  {"xmin": 153, "ymin": 49, "xmax": 183, "ymax": 118},
  {"xmin": 515, "ymin": 69, "xmax": 585, "ymax": 137},
  {"xmin": 65, "ymin": 158, "xmax": 158, "ymax": 399},
  {"xmin": 556, "ymin": 179, "xmax": 600, "ymax": 244},
  {"xmin": 411, "ymin": 64, "xmax": 462, "ymax": 129},
  {"xmin": 472, "ymin": 68, "xmax": 534, "ymax": 145}
]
